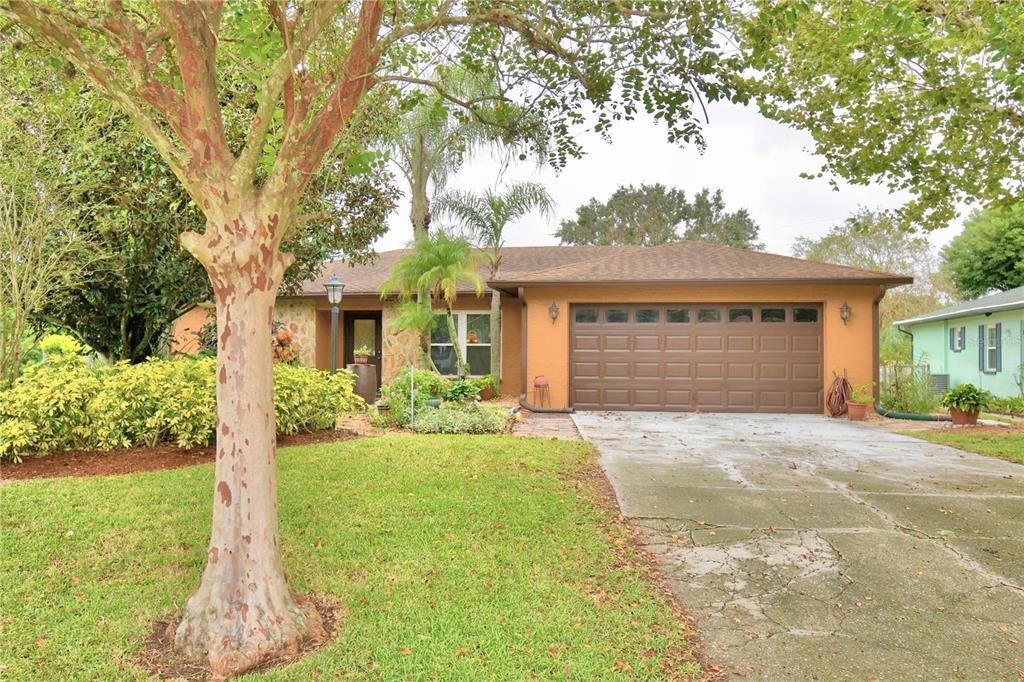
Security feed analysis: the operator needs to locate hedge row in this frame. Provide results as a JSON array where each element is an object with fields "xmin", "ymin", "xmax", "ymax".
[{"xmin": 0, "ymin": 357, "xmax": 363, "ymax": 460}]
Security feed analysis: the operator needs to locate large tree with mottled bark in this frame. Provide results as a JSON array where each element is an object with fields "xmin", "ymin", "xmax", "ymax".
[{"xmin": 1, "ymin": 0, "xmax": 743, "ymax": 675}]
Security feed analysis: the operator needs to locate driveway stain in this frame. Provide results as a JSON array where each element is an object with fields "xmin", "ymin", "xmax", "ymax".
[{"xmin": 575, "ymin": 412, "xmax": 1024, "ymax": 680}]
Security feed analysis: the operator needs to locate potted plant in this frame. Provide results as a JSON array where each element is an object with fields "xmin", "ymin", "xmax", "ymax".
[
  {"xmin": 941, "ymin": 383, "xmax": 989, "ymax": 426},
  {"xmin": 475, "ymin": 375, "xmax": 498, "ymax": 401},
  {"xmin": 847, "ymin": 382, "xmax": 874, "ymax": 421},
  {"xmin": 353, "ymin": 345, "xmax": 373, "ymax": 365}
]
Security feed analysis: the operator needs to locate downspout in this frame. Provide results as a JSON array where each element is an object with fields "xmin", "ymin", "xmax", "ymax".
[
  {"xmin": 875, "ymin": 286, "xmax": 950, "ymax": 421},
  {"xmin": 518, "ymin": 287, "xmax": 573, "ymax": 413}
]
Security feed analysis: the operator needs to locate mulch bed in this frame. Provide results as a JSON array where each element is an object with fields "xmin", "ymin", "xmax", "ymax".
[{"xmin": 1, "ymin": 428, "xmax": 359, "ymax": 482}]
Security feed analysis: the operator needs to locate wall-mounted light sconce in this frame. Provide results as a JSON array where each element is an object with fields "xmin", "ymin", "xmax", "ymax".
[
  {"xmin": 549, "ymin": 302, "xmax": 559, "ymax": 324},
  {"xmin": 839, "ymin": 301, "xmax": 851, "ymax": 325}
]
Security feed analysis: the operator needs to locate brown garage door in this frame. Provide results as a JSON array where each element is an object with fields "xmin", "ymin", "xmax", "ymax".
[{"xmin": 570, "ymin": 303, "xmax": 823, "ymax": 413}]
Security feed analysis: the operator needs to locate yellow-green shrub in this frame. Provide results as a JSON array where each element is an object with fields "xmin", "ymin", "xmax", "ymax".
[{"xmin": 0, "ymin": 357, "xmax": 363, "ymax": 460}]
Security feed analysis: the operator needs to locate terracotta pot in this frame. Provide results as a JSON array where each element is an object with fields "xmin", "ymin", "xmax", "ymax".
[
  {"xmin": 354, "ymin": 354, "xmax": 369, "ymax": 365},
  {"xmin": 847, "ymin": 402, "xmax": 868, "ymax": 421},
  {"xmin": 479, "ymin": 387, "xmax": 494, "ymax": 401},
  {"xmin": 949, "ymin": 407, "xmax": 980, "ymax": 426}
]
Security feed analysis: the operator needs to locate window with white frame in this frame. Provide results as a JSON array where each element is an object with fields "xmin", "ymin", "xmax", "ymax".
[
  {"xmin": 430, "ymin": 312, "xmax": 493, "ymax": 376},
  {"xmin": 985, "ymin": 324, "xmax": 999, "ymax": 372},
  {"xmin": 950, "ymin": 326, "xmax": 965, "ymax": 352}
]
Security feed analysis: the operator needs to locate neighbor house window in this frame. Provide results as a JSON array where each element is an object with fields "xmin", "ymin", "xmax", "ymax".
[
  {"xmin": 429, "ymin": 312, "xmax": 494, "ymax": 376},
  {"xmin": 985, "ymin": 324, "xmax": 1000, "ymax": 372},
  {"xmin": 950, "ymin": 326, "xmax": 965, "ymax": 352}
]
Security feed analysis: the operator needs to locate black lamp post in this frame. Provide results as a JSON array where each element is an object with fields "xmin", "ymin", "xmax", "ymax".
[{"xmin": 324, "ymin": 274, "xmax": 345, "ymax": 373}]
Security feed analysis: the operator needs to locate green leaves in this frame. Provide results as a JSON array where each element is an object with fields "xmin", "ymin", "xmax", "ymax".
[{"xmin": 741, "ymin": 1, "xmax": 1024, "ymax": 230}]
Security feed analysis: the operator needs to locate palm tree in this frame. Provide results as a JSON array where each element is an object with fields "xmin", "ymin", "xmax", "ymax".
[
  {"xmin": 434, "ymin": 182, "xmax": 555, "ymax": 384},
  {"xmin": 390, "ymin": 67, "xmax": 548, "ymax": 239},
  {"xmin": 380, "ymin": 233, "xmax": 484, "ymax": 375}
]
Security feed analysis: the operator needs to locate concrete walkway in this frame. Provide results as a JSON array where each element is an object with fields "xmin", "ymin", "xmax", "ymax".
[{"xmin": 573, "ymin": 412, "xmax": 1024, "ymax": 680}]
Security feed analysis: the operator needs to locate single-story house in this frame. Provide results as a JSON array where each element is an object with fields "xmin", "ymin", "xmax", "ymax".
[
  {"xmin": 894, "ymin": 286, "xmax": 1024, "ymax": 398},
  {"xmin": 172, "ymin": 240, "xmax": 912, "ymax": 413}
]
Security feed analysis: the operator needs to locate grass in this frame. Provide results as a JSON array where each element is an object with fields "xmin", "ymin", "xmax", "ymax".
[
  {"xmin": 0, "ymin": 435, "xmax": 701, "ymax": 681},
  {"xmin": 898, "ymin": 430, "xmax": 1024, "ymax": 466}
]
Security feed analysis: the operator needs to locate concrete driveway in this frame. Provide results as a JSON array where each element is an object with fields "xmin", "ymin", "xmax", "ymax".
[{"xmin": 573, "ymin": 412, "xmax": 1024, "ymax": 680}]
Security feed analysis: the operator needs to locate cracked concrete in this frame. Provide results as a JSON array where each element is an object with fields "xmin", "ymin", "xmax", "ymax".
[{"xmin": 574, "ymin": 412, "xmax": 1024, "ymax": 680}]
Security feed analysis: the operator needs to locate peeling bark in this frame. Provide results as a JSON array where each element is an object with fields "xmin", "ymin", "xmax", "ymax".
[{"xmin": 174, "ymin": 207, "xmax": 321, "ymax": 679}]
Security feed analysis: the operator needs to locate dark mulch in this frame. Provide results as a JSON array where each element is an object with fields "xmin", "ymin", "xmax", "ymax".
[
  {"xmin": 139, "ymin": 593, "xmax": 341, "ymax": 681},
  {"xmin": 1, "ymin": 428, "xmax": 359, "ymax": 481}
]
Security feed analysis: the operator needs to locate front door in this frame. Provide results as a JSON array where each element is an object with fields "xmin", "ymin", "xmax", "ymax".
[{"xmin": 343, "ymin": 311, "xmax": 383, "ymax": 390}]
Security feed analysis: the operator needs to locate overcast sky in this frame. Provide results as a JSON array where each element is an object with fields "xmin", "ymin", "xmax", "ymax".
[{"xmin": 374, "ymin": 100, "xmax": 966, "ymax": 257}]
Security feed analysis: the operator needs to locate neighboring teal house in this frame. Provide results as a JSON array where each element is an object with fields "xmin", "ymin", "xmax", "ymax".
[{"xmin": 895, "ymin": 286, "xmax": 1024, "ymax": 397}]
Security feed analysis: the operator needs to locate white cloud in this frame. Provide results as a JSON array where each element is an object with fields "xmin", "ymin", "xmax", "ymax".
[{"xmin": 375, "ymin": 101, "xmax": 965, "ymax": 257}]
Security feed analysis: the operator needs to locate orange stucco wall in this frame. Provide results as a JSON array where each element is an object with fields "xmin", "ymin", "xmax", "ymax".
[
  {"xmin": 521, "ymin": 284, "xmax": 883, "ymax": 412},
  {"xmin": 171, "ymin": 305, "xmax": 213, "ymax": 354}
]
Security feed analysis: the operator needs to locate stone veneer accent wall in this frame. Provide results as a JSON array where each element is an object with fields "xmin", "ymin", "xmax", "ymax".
[
  {"xmin": 381, "ymin": 304, "xmax": 421, "ymax": 383},
  {"xmin": 275, "ymin": 299, "xmax": 317, "ymax": 367}
]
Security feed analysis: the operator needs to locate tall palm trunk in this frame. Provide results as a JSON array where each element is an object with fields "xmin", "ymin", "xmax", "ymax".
[
  {"xmin": 445, "ymin": 308, "xmax": 464, "ymax": 374},
  {"xmin": 489, "ymin": 288, "xmax": 501, "ymax": 388},
  {"xmin": 409, "ymin": 132, "xmax": 431, "ymax": 238}
]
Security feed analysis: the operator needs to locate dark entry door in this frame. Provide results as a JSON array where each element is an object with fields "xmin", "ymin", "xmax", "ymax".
[{"xmin": 343, "ymin": 311, "xmax": 383, "ymax": 390}]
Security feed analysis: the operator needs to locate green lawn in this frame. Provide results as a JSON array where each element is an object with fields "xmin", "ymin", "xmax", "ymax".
[
  {"xmin": 899, "ymin": 430, "xmax": 1024, "ymax": 465},
  {"xmin": 0, "ymin": 436, "xmax": 701, "ymax": 680}
]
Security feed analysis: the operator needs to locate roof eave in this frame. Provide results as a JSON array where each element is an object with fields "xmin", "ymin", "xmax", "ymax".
[
  {"xmin": 488, "ymin": 276, "xmax": 914, "ymax": 288},
  {"xmin": 894, "ymin": 300, "xmax": 1024, "ymax": 326}
]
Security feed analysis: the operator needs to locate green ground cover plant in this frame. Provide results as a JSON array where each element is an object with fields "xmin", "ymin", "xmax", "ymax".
[
  {"xmin": 411, "ymin": 402, "xmax": 512, "ymax": 434},
  {"xmin": 0, "ymin": 436, "xmax": 702, "ymax": 680},
  {"xmin": 0, "ymin": 357, "xmax": 361, "ymax": 460},
  {"xmin": 899, "ymin": 430, "xmax": 1024, "ymax": 466}
]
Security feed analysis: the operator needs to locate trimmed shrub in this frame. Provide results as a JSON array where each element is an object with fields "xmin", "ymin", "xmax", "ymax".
[
  {"xmin": 375, "ymin": 369, "xmax": 451, "ymax": 427},
  {"xmin": 0, "ymin": 357, "xmax": 362, "ymax": 460},
  {"xmin": 410, "ymin": 402, "xmax": 513, "ymax": 434},
  {"xmin": 880, "ymin": 364, "xmax": 940, "ymax": 414}
]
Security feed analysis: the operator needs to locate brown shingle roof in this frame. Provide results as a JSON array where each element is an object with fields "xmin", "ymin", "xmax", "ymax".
[
  {"xmin": 489, "ymin": 241, "xmax": 913, "ymax": 286},
  {"xmin": 298, "ymin": 242, "xmax": 911, "ymax": 297}
]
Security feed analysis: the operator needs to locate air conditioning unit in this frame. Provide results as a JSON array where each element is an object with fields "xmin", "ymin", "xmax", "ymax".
[{"xmin": 931, "ymin": 374, "xmax": 950, "ymax": 396}]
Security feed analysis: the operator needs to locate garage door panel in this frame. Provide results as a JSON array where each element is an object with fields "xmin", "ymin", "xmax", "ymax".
[
  {"xmin": 634, "ymin": 362, "xmax": 661, "ymax": 378},
  {"xmin": 634, "ymin": 335, "xmax": 661, "ymax": 351},
  {"xmin": 727, "ymin": 335, "xmax": 755, "ymax": 352},
  {"xmin": 604, "ymin": 335, "xmax": 630, "ymax": 350},
  {"xmin": 665, "ymin": 335, "xmax": 692, "ymax": 350},
  {"xmin": 570, "ymin": 304, "xmax": 822, "ymax": 413},
  {"xmin": 727, "ymin": 362, "xmax": 755, "ymax": 379},
  {"xmin": 759, "ymin": 335, "xmax": 788, "ymax": 352},
  {"xmin": 792, "ymin": 335, "xmax": 822, "ymax": 352},
  {"xmin": 696, "ymin": 335, "xmax": 723, "ymax": 351}
]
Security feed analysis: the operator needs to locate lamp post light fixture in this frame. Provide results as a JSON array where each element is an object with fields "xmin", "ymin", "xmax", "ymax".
[
  {"xmin": 549, "ymin": 302, "xmax": 559, "ymax": 324},
  {"xmin": 324, "ymin": 275, "xmax": 345, "ymax": 373},
  {"xmin": 839, "ymin": 301, "xmax": 851, "ymax": 326}
]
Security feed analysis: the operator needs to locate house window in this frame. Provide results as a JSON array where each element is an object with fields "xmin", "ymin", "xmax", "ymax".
[
  {"xmin": 950, "ymin": 326, "xmax": 965, "ymax": 352},
  {"xmin": 985, "ymin": 324, "xmax": 999, "ymax": 372},
  {"xmin": 429, "ymin": 313, "xmax": 494, "ymax": 376}
]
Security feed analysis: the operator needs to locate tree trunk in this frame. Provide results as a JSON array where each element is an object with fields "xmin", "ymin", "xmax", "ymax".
[
  {"xmin": 489, "ymin": 289, "xmax": 501, "ymax": 388},
  {"xmin": 446, "ymin": 309, "xmax": 464, "ymax": 374},
  {"xmin": 409, "ymin": 132, "xmax": 431, "ymax": 239},
  {"xmin": 174, "ymin": 210, "xmax": 322, "ymax": 679}
]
